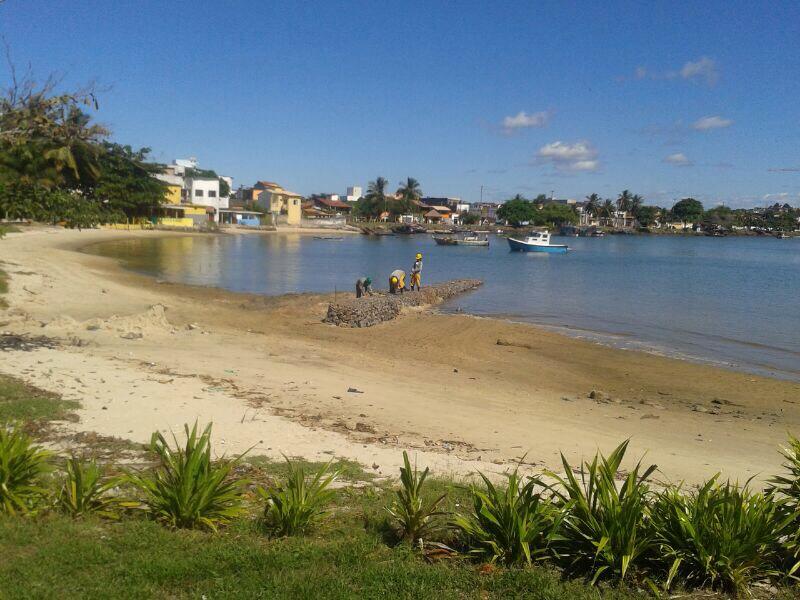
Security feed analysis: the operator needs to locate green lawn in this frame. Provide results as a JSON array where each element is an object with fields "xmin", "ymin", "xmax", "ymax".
[
  {"xmin": 0, "ymin": 265, "xmax": 8, "ymax": 308},
  {"xmin": 0, "ymin": 514, "xmax": 651, "ymax": 600}
]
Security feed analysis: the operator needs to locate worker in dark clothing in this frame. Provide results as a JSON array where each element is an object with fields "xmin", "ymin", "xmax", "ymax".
[{"xmin": 355, "ymin": 276, "xmax": 373, "ymax": 298}]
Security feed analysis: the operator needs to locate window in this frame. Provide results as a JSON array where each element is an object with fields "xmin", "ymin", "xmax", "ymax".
[
  {"xmin": 195, "ymin": 189, "xmax": 204, "ymax": 197},
  {"xmin": 208, "ymin": 190, "xmax": 217, "ymax": 198}
]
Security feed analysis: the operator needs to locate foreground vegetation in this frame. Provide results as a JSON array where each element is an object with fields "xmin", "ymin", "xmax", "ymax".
[{"xmin": 1, "ymin": 375, "xmax": 799, "ymax": 598}]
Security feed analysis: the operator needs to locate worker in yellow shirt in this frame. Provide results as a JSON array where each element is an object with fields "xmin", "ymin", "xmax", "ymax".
[{"xmin": 389, "ymin": 269, "xmax": 406, "ymax": 294}]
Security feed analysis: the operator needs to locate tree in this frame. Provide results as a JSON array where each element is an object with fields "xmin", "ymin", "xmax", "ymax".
[
  {"xmin": 671, "ymin": 198, "xmax": 704, "ymax": 223},
  {"xmin": 630, "ymin": 194, "xmax": 644, "ymax": 217},
  {"xmin": 396, "ymin": 177, "xmax": 422, "ymax": 215},
  {"xmin": 635, "ymin": 205, "xmax": 660, "ymax": 227},
  {"xmin": 585, "ymin": 193, "xmax": 601, "ymax": 216},
  {"xmin": 497, "ymin": 195, "xmax": 536, "ymax": 227},
  {"xmin": 90, "ymin": 143, "xmax": 167, "ymax": 217},
  {"xmin": 460, "ymin": 211, "xmax": 479, "ymax": 225},
  {"xmin": 617, "ymin": 190, "xmax": 633, "ymax": 213},
  {"xmin": 600, "ymin": 199, "xmax": 615, "ymax": 218},
  {"xmin": 355, "ymin": 176, "xmax": 388, "ymax": 219},
  {"xmin": 532, "ymin": 202, "xmax": 577, "ymax": 226}
]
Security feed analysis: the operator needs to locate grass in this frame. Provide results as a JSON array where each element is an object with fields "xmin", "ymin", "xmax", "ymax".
[
  {"xmin": 0, "ymin": 513, "xmax": 654, "ymax": 599},
  {"xmin": 0, "ymin": 375, "xmax": 80, "ymax": 425},
  {"xmin": 0, "ymin": 264, "xmax": 8, "ymax": 308}
]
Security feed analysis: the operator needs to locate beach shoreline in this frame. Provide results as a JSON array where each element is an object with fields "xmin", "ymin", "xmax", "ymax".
[{"xmin": 2, "ymin": 226, "xmax": 799, "ymax": 484}]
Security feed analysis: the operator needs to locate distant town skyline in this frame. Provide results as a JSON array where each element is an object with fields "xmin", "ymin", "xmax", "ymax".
[{"xmin": 2, "ymin": 1, "xmax": 798, "ymax": 208}]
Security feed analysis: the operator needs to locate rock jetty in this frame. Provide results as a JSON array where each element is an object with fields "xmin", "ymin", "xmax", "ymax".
[{"xmin": 324, "ymin": 279, "xmax": 482, "ymax": 328}]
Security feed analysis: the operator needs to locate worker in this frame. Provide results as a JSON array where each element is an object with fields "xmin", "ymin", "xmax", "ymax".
[
  {"xmin": 355, "ymin": 276, "xmax": 373, "ymax": 298},
  {"xmin": 389, "ymin": 269, "xmax": 406, "ymax": 294},
  {"xmin": 410, "ymin": 252, "xmax": 423, "ymax": 291}
]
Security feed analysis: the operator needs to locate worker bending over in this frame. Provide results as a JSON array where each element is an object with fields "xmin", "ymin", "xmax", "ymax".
[
  {"xmin": 355, "ymin": 276, "xmax": 373, "ymax": 298},
  {"xmin": 410, "ymin": 252, "xmax": 423, "ymax": 291},
  {"xmin": 389, "ymin": 269, "xmax": 406, "ymax": 294}
]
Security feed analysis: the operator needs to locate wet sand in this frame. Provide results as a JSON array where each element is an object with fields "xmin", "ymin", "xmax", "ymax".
[{"xmin": 2, "ymin": 226, "xmax": 799, "ymax": 484}]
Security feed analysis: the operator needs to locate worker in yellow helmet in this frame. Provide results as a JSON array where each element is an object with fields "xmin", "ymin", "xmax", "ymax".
[
  {"xmin": 389, "ymin": 269, "xmax": 406, "ymax": 294},
  {"xmin": 410, "ymin": 252, "xmax": 423, "ymax": 291}
]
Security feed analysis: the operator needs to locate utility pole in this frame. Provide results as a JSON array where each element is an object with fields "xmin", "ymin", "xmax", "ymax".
[{"xmin": 480, "ymin": 185, "xmax": 484, "ymax": 203}]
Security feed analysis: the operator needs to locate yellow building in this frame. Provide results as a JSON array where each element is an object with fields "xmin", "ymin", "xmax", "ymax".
[
  {"xmin": 164, "ymin": 183, "xmax": 182, "ymax": 205},
  {"xmin": 252, "ymin": 181, "xmax": 303, "ymax": 226}
]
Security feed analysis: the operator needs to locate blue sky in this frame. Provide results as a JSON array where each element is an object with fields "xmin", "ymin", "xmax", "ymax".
[{"xmin": 2, "ymin": 1, "xmax": 799, "ymax": 207}]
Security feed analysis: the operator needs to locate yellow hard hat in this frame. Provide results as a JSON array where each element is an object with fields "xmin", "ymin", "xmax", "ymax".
[
  {"xmin": 415, "ymin": 253, "xmax": 422, "ymax": 260},
  {"xmin": 390, "ymin": 276, "xmax": 398, "ymax": 284}
]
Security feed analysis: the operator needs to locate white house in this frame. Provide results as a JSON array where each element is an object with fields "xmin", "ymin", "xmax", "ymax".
[{"xmin": 184, "ymin": 177, "xmax": 228, "ymax": 220}]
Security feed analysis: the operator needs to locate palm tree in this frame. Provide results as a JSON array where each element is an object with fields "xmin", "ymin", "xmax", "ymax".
[
  {"xmin": 585, "ymin": 193, "xmax": 601, "ymax": 216},
  {"xmin": 600, "ymin": 199, "xmax": 615, "ymax": 225},
  {"xmin": 617, "ymin": 190, "xmax": 633, "ymax": 213},
  {"xmin": 362, "ymin": 176, "xmax": 388, "ymax": 219},
  {"xmin": 396, "ymin": 177, "xmax": 422, "ymax": 214},
  {"xmin": 630, "ymin": 194, "xmax": 644, "ymax": 217}
]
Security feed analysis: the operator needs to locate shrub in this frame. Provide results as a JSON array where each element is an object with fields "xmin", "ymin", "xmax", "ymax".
[
  {"xmin": 0, "ymin": 423, "xmax": 50, "ymax": 514},
  {"xmin": 386, "ymin": 451, "xmax": 447, "ymax": 544},
  {"xmin": 56, "ymin": 456, "xmax": 124, "ymax": 519},
  {"xmin": 546, "ymin": 440, "xmax": 656, "ymax": 584},
  {"xmin": 652, "ymin": 476, "xmax": 793, "ymax": 593},
  {"xmin": 767, "ymin": 434, "xmax": 800, "ymax": 580},
  {"xmin": 453, "ymin": 467, "xmax": 563, "ymax": 565},
  {"xmin": 259, "ymin": 458, "xmax": 339, "ymax": 536},
  {"xmin": 128, "ymin": 422, "xmax": 247, "ymax": 531}
]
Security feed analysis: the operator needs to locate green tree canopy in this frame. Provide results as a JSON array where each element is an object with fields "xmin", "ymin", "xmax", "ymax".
[
  {"xmin": 671, "ymin": 198, "xmax": 704, "ymax": 222},
  {"xmin": 497, "ymin": 195, "xmax": 535, "ymax": 226}
]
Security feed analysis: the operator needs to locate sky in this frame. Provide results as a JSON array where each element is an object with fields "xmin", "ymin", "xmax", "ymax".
[{"xmin": 1, "ymin": 1, "xmax": 799, "ymax": 208}]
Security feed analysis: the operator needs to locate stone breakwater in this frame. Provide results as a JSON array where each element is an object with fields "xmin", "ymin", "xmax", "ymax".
[{"xmin": 324, "ymin": 279, "xmax": 482, "ymax": 328}]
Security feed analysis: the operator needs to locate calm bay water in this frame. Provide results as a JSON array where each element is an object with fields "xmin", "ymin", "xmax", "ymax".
[{"xmin": 88, "ymin": 233, "xmax": 800, "ymax": 381}]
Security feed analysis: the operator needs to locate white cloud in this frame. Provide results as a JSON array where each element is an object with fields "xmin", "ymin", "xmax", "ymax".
[
  {"xmin": 536, "ymin": 140, "xmax": 599, "ymax": 172},
  {"xmin": 502, "ymin": 110, "xmax": 550, "ymax": 132},
  {"xmin": 679, "ymin": 56, "xmax": 719, "ymax": 85},
  {"xmin": 763, "ymin": 192, "xmax": 790, "ymax": 201},
  {"xmin": 692, "ymin": 115, "xmax": 733, "ymax": 130},
  {"xmin": 663, "ymin": 152, "xmax": 692, "ymax": 166},
  {"xmin": 622, "ymin": 56, "xmax": 719, "ymax": 85}
]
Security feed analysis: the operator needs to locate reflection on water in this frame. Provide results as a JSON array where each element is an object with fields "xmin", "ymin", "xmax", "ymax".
[{"xmin": 88, "ymin": 233, "xmax": 800, "ymax": 381}]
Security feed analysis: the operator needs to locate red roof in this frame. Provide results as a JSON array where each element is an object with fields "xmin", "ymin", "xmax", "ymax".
[{"xmin": 318, "ymin": 198, "xmax": 351, "ymax": 209}]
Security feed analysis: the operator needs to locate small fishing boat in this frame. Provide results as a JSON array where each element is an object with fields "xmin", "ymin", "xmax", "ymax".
[
  {"xmin": 507, "ymin": 231, "xmax": 569, "ymax": 253},
  {"xmin": 433, "ymin": 233, "xmax": 489, "ymax": 247}
]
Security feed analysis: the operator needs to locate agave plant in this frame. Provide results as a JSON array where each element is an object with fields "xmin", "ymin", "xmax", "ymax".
[
  {"xmin": 768, "ymin": 434, "xmax": 800, "ymax": 578},
  {"xmin": 386, "ymin": 451, "xmax": 447, "ymax": 544},
  {"xmin": 259, "ymin": 458, "xmax": 339, "ymax": 536},
  {"xmin": 56, "ymin": 456, "xmax": 124, "ymax": 518},
  {"xmin": 453, "ymin": 467, "xmax": 563, "ymax": 565},
  {"xmin": 546, "ymin": 440, "xmax": 656, "ymax": 584},
  {"xmin": 652, "ymin": 476, "xmax": 794, "ymax": 593},
  {"xmin": 128, "ymin": 422, "xmax": 248, "ymax": 531},
  {"xmin": 0, "ymin": 422, "xmax": 51, "ymax": 514}
]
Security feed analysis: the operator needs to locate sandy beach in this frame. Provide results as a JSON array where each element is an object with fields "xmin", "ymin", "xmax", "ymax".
[{"xmin": 1, "ymin": 226, "xmax": 799, "ymax": 484}]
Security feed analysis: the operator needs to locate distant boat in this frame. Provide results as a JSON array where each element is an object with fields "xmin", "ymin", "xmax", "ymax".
[
  {"xmin": 433, "ymin": 233, "xmax": 489, "ymax": 247},
  {"xmin": 507, "ymin": 231, "xmax": 569, "ymax": 253}
]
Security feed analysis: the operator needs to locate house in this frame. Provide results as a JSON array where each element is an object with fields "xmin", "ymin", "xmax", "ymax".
[
  {"xmin": 421, "ymin": 197, "xmax": 462, "ymax": 211},
  {"xmin": 423, "ymin": 206, "xmax": 453, "ymax": 224},
  {"xmin": 183, "ymin": 177, "xmax": 228, "ymax": 217},
  {"xmin": 600, "ymin": 210, "xmax": 636, "ymax": 229},
  {"xmin": 251, "ymin": 181, "xmax": 303, "ymax": 226},
  {"xmin": 469, "ymin": 202, "xmax": 499, "ymax": 223},
  {"xmin": 153, "ymin": 158, "xmax": 232, "ymax": 223},
  {"xmin": 218, "ymin": 208, "xmax": 264, "ymax": 228},
  {"xmin": 575, "ymin": 203, "xmax": 600, "ymax": 227},
  {"xmin": 313, "ymin": 197, "xmax": 352, "ymax": 215}
]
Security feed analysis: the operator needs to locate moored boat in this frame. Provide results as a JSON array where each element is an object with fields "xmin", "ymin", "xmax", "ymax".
[
  {"xmin": 433, "ymin": 233, "xmax": 489, "ymax": 247},
  {"xmin": 507, "ymin": 231, "xmax": 569, "ymax": 253}
]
